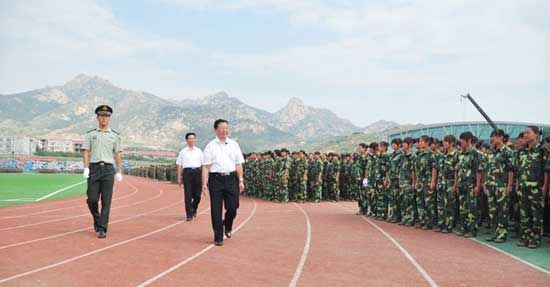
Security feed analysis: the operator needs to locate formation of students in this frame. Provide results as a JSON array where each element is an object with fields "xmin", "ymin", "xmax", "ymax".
[{"xmin": 244, "ymin": 126, "xmax": 550, "ymax": 249}]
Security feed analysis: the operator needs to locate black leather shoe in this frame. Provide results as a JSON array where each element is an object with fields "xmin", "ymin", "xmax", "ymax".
[
  {"xmin": 193, "ymin": 210, "xmax": 197, "ymax": 218},
  {"xmin": 225, "ymin": 230, "xmax": 232, "ymax": 239},
  {"xmin": 214, "ymin": 241, "xmax": 223, "ymax": 246},
  {"xmin": 98, "ymin": 230, "xmax": 106, "ymax": 239},
  {"xmin": 186, "ymin": 216, "xmax": 193, "ymax": 221}
]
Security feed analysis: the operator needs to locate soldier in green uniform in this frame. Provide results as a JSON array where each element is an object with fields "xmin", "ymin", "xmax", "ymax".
[
  {"xmin": 387, "ymin": 139, "xmax": 402, "ymax": 223},
  {"xmin": 366, "ymin": 143, "xmax": 378, "ymax": 216},
  {"xmin": 307, "ymin": 152, "xmax": 324, "ymax": 202},
  {"xmin": 82, "ymin": 105, "xmax": 123, "ymax": 239},
  {"xmin": 261, "ymin": 152, "xmax": 274, "ymax": 200},
  {"xmin": 455, "ymin": 132, "xmax": 483, "ymax": 237},
  {"xmin": 485, "ymin": 129, "xmax": 514, "ymax": 243},
  {"xmin": 324, "ymin": 153, "xmax": 340, "ymax": 201},
  {"xmin": 278, "ymin": 149, "xmax": 292, "ymax": 203},
  {"xmin": 413, "ymin": 136, "xmax": 437, "ymax": 229},
  {"xmin": 514, "ymin": 126, "xmax": 549, "ymax": 248},
  {"xmin": 356, "ymin": 144, "xmax": 369, "ymax": 215},
  {"xmin": 272, "ymin": 150, "xmax": 283, "ymax": 202},
  {"xmin": 375, "ymin": 142, "xmax": 390, "ymax": 220},
  {"xmin": 289, "ymin": 152, "xmax": 299, "ymax": 201},
  {"xmin": 437, "ymin": 135, "xmax": 459, "ymax": 233},
  {"xmin": 339, "ymin": 154, "xmax": 351, "ymax": 200},
  {"xmin": 294, "ymin": 151, "xmax": 309, "ymax": 202},
  {"xmin": 399, "ymin": 138, "xmax": 416, "ymax": 226}
]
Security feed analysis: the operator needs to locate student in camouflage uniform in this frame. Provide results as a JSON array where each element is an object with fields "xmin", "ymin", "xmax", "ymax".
[
  {"xmin": 485, "ymin": 129, "xmax": 514, "ymax": 243},
  {"xmin": 366, "ymin": 143, "xmax": 378, "ymax": 216},
  {"xmin": 325, "ymin": 153, "xmax": 341, "ymax": 201},
  {"xmin": 321, "ymin": 153, "xmax": 330, "ymax": 200},
  {"xmin": 413, "ymin": 135, "xmax": 437, "ymax": 229},
  {"xmin": 436, "ymin": 135, "xmax": 459, "ymax": 233},
  {"xmin": 272, "ymin": 150, "xmax": 283, "ymax": 201},
  {"xmin": 375, "ymin": 142, "xmax": 390, "ymax": 220},
  {"xmin": 294, "ymin": 151, "xmax": 309, "ymax": 202},
  {"xmin": 355, "ymin": 143, "xmax": 369, "ymax": 215},
  {"xmin": 514, "ymin": 126, "xmax": 549, "ymax": 248},
  {"xmin": 399, "ymin": 138, "xmax": 416, "ymax": 226},
  {"xmin": 339, "ymin": 154, "xmax": 352, "ymax": 200},
  {"xmin": 388, "ymin": 139, "xmax": 403, "ymax": 223},
  {"xmin": 289, "ymin": 152, "xmax": 299, "ymax": 201},
  {"xmin": 261, "ymin": 152, "xmax": 274, "ymax": 200},
  {"xmin": 307, "ymin": 152, "xmax": 324, "ymax": 202},
  {"xmin": 455, "ymin": 132, "xmax": 483, "ymax": 237}
]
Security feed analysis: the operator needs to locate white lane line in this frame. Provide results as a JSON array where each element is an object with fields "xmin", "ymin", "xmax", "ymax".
[
  {"xmin": 0, "ymin": 198, "xmax": 37, "ymax": 202},
  {"xmin": 35, "ymin": 180, "xmax": 87, "ymax": 201},
  {"xmin": 288, "ymin": 203, "xmax": 312, "ymax": 287},
  {"xmin": 470, "ymin": 238, "xmax": 550, "ymax": 275},
  {"xmin": 335, "ymin": 204, "xmax": 438, "ymax": 287},
  {"xmin": 0, "ymin": 195, "xmax": 181, "ymax": 250},
  {"xmin": 136, "ymin": 199, "xmax": 258, "ymax": 287},
  {"xmin": 1, "ymin": 180, "xmax": 140, "ymax": 219},
  {"xmin": 0, "ymin": 188, "xmax": 162, "ymax": 231},
  {"xmin": 0, "ymin": 207, "xmax": 212, "ymax": 285}
]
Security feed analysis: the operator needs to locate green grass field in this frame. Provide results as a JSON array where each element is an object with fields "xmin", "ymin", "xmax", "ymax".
[{"xmin": 0, "ymin": 173, "xmax": 87, "ymax": 207}]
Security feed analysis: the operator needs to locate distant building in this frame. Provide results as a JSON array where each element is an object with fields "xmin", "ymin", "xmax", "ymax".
[
  {"xmin": 0, "ymin": 137, "xmax": 38, "ymax": 156},
  {"xmin": 42, "ymin": 139, "xmax": 74, "ymax": 153},
  {"xmin": 387, "ymin": 121, "xmax": 550, "ymax": 143}
]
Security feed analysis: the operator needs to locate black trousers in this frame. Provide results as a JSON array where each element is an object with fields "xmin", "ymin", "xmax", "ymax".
[
  {"xmin": 86, "ymin": 163, "xmax": 115, "ymax": 232},
  {"xmin": 209, "ymin": 173, "xmax": 240, "ymax": 242},
  {"xmin": 183, "ymin": 168, "xmax": 202, "ymax": 217}
]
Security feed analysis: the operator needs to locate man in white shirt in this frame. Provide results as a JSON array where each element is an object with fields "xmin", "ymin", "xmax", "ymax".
[
  {"xmin": 176, "ymin": 132, "xmax": 204, "ymax": 221},
  {"xmin": 201, "ymin": 119, "xmax": 245, "ymax": 246}
]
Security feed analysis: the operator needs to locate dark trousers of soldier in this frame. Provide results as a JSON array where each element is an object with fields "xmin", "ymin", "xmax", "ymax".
[
  {"xmin": 517, "ymin": 184, "xmax": 544, "ymax": 245},
  {"xmin": 183, "ymin": 168, "xmax": 202, "ymax": 218},
  {"xmin": 208, "ymin": 172, "xmax": 239, "ymax": 243},
  {"xmin": 86, "ymin": 163, "xmax": 115, "ymax": 233}
]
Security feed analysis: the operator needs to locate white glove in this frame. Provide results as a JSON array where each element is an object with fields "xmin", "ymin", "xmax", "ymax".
[
  {"xmin": 83, "ymin": 168, "xmax": 90, "ymax": 179},
  {"xmin": 115, "ymin": 173, "xmax": 123, "ymax": 182},
  {"xmin": 362, "ymin": 178, "xmax": 369, "ymax": 187}
]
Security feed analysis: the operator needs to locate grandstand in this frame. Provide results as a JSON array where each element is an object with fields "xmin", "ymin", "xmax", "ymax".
[{"xmin": 387, "ymin": 121, "xmax": 550, "ymax": 142}]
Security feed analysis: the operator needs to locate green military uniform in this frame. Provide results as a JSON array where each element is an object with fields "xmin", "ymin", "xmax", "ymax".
[
  {"xmin": 413, "ymin": 148, "xmax": 436, "ymax": 229},
  {"xmin": 325, "ymin": 159, "xmax": 341, "ymax": 201},
  {"xmin": 294, "ymin": 158, "xmax": 308, "ymax": 202},
  {"xmin": 456, "ymin": 148, "xmax": 484, "ymax": 236},
  {"xmin": 388, "ymin": 150, "xmax": 402, "ymax": 222},
  {"xmin": 436, "ymin": 149, "xmax": 459, "ymax": 232},
  {"xmin": 261, "ymin": 158, "xmax": 274, "ymax": 200},
  {"xmin": 83, "ymin": 105, "xmax": 122, "ymax": 237},
  {"xmin": 514, "ymin": 143, "xmax": 550, "ymax": 247},
  {"xmin": 375, "ymin": 152, "xmax": 390, "ymax": 219},
  {"xmin": 272, "ymin": 156, "xmax": 283, "ymax": 201},
  {"xmin": 365, "ymin": 154, "xmax": 377, "ymax": 216},
  {"xmin": 486, "ymin": 144, "xmax": 514, "ymax": 242},
  {"xmin": 339, "ymin": 158, "xmax": 350, "ymax": 200},
  {"xmin": 278, "ymin": 156, "xmax": 292, "ymax": 202},
  {"xmin": 307, "ymin": 159, "xmax": 324, "ymax": 202},
  {"xmin": 399, "ymin": 151, "xmax": 416, "ymax": 226}
]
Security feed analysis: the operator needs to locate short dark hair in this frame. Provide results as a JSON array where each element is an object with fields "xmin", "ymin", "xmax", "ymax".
[
  {"xmin": 391, "ymin": 138, "xmax": 402, "ymax": 146},
  {"xmin": 185, "ymin": 132, "xmax": 196, "ymax": 139},
  {"xmin": 379, "ymin": 141, "xmax": 389, "ymax": 148},
  {"xmin": 490, "ymin": 129, "xmax": 505, "ymax": 138},
  {"xmin": 403, "ymin": 137, "xmax": 414, "ymax": 146},
  {"xmin": 443, "ymin": 135, "xmax": 457, "ymax": 146},
  {"xmin": 459, "ymin": 132, "xmax": 474, "ymax": 142},
  {"xmin": 369, "ymin": 142, "xmax": 378, "ymax": 149},
  {"xmin": 527, "ymin": 125, "xmax": 540, "ymax": 135},
  {"xmin": 214, "ymin": 119, "xmax": 229, "ymax": 129},
  {"xmin": 544, "ymin": 136, "xmax": 550, "ymax": 144},
  {"xmin": 359, "ymin": 143, "xmax": 368, "ymax": 149}
]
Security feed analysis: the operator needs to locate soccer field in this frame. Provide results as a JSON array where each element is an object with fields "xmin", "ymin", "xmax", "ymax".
[{"xmin": 0, "ymin": 173, "xmax": 87, "ymax": 207}]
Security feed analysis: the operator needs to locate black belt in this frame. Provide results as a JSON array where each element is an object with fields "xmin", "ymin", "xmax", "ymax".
[
  {"xmin": 210, "ymin": 171, "xmax": 236, "ymax": 177},
  {"xmin": 90, "ymin": 161, "xmax": 113, "ymax": 166},
  {"xmin": 184, "ymin": 167, "xmax": 201, "ymax": 171}
]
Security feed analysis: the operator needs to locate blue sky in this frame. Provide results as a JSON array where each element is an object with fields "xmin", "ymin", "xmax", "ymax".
[{"xmin": 1, "ymin": 0, "xmax": 549, "ymax": 126}]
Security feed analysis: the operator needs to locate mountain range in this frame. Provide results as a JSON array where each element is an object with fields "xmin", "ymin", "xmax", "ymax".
[{"xmin": 0, "ymin": 74, "xmax": 413, "ymax": 152}]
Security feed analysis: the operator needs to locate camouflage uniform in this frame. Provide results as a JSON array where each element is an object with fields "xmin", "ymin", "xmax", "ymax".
[
  {"xmin": 375, "ymin": 152, "xmax": 390, "ymax": 219},
  {"xmin": 289, "ymin": 159, "xmax": 298, "ymax": 201},
  {"xmin": 365, "ymin": 154, "xmax": 377, "ymax": 216},
  {"xmin": 436, "ymin": 149, "xmax": 459, "ymax": 232},
  {"xmin": 456, "ymin": 148, "xmax": 483, "ymax": 236},
  {"xmin": 413, "ymin": 149, "xmax": 436, "ymax": 228},
  {"xmin": 399, "ymin": 151, "xmax": 416, "ymax": 226},
  {"xmin": 307, "ymin": 159, "xmax": 324, "ymax": 202},
  {"xmin": 261, "ymin": 158, "xmax": 274, "ymax": 200},
  {"xmin": 514, "ymin": 143, "xmax": 550, "ymax": 247},
  {"xmin": 339, "ymin": 159, "xmax": 352, "ymax": 200},
  {"xmin": 486, "ymin": 144, "xmax": 514, "ymax": 241},
  {"xmin": 388, "ymin": 150, "xmax": 402, "ymax": 222},
  {"xmin": 325, "ymin": 160, "xmax": 341, "ymax": 201},
  {"xmin": 351, "ymin": 156, "xmax": 365, "ymax": 211},
  {"xmin": 295, "ymin": 158, "xmax": 308, "ymax": 202}
]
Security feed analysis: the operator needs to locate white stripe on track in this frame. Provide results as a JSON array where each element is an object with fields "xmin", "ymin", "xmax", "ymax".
[
  {"xmin": 35, "ymin": 180, "xmax": 87, "ymax": 201},
  {"xmin": 288, "ymin": 203, "xmax": 312, "ymax": 287},
  {"xmin": 335, "ymin": 204, "xmax": 438, "ymax": 287},
  {"xmin": 136, "ymin": 199, "xmax": 258, "ymax": 287},
  {"xmin": 0, "ymin": 207, "xmax": 212, "ymax": 284}
]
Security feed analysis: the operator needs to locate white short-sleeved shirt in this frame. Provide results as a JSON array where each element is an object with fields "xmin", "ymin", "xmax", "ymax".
[
  {"xmin": 202, "ymin": 137, "xmax": 244, "ymax": 173},
  {"xmin": 176, "ymin": 146, "xmax": 203, "ymax": 168}
]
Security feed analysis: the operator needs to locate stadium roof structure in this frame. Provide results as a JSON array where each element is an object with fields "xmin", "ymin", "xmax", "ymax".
[{"xmin": 387, "ymin": 121, "xmax": 550, "ymax": 142}]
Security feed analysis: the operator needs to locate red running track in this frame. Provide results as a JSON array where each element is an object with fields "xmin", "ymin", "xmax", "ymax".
[{"xmin": 0, "ymin": 176, "xmax": 548, "ymax": 286}]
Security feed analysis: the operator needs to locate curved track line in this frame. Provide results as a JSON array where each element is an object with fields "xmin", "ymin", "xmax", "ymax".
[
  {"xmin": 0, "ymin": 198, "xmax": 183, "ymax": 250},
  {"xmin": 335, "ymin": 203, "xmax": 438, "ymax": 287},
  {"xmin": 0, "ymin": 180, "xmax": 140, "ymax": 219},
  {"xmin": 0, "ymin": 187, "xmax": 163, "ymax": 231},
  {"xmin": 0, "ymin": 207, "xmax": 213, "ymax": 285},
  {"xmin": 288, "ymin": 203, "xmax": 312, "ymax": 287},
  {"xmin": 136, "ymin": 199, "xmax": 258, "ymax": 287}
]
